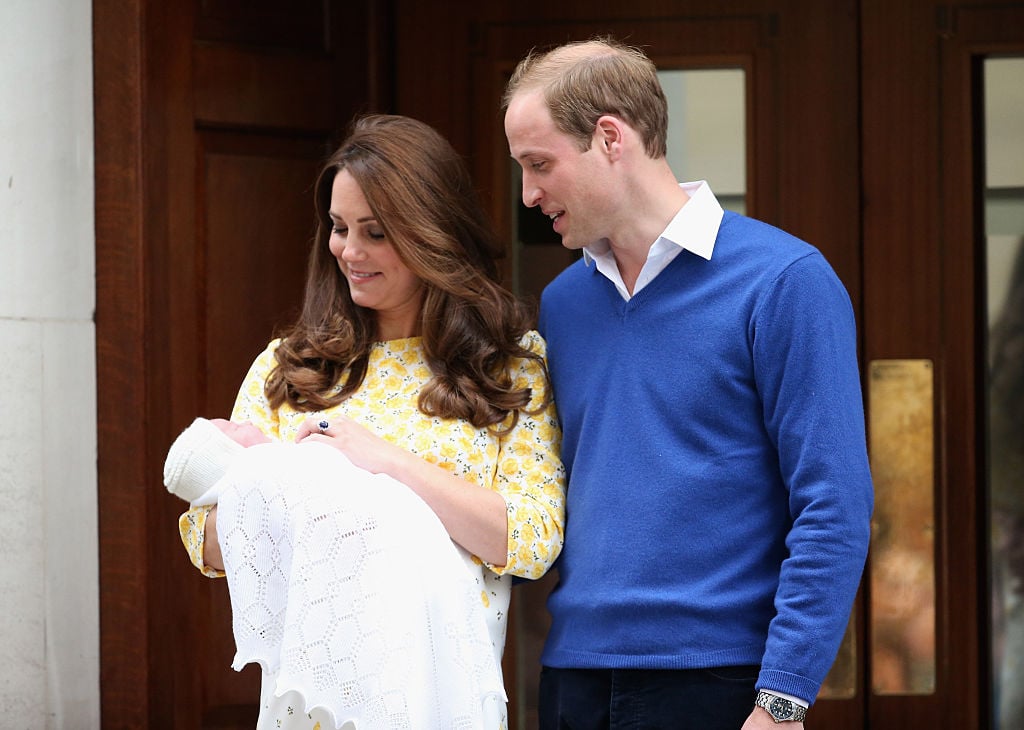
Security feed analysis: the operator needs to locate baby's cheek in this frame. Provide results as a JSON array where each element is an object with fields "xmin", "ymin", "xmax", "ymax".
[{"xmin": 238, "ymin": 424, "xmax": 271, "ymax": 446}]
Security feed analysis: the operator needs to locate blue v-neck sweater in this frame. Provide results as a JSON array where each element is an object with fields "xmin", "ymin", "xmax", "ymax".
[{"xmin": 537, "ymin": 211, "xmax": 873, "ymax": 703}]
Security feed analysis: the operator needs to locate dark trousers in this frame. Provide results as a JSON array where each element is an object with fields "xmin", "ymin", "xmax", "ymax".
[{"xmin": 538, "ymin": 665, "xmax": 759, "ymax": 730}]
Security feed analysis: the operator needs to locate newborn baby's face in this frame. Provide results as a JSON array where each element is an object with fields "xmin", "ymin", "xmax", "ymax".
[{"xmin": 212, "ymin": 418, "xmax": 271, "ymax": 447}]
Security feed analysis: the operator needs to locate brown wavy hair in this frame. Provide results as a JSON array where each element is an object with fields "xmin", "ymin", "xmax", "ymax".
[{"xmin": 264, "ymin": 114, "xmax": 546, "ymax": 432}]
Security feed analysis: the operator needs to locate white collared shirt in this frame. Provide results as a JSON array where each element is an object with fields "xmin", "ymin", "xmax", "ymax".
[{"xmin": 582, "ymin": 180, "xmax": 724, "ymax": 301}]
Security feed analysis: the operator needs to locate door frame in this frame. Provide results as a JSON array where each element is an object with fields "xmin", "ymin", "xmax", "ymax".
[{"xmin": 862, "ymin": 2, "xmax": 1024, "ymax": 726}]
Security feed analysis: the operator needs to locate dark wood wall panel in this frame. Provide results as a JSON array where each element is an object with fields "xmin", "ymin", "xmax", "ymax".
[
  {"xmin": 862, "ymin": 3, "xmax": 960, "ymax": 724},
  {"xmin": 861, "ymin": 0, "xmax": 942, "ymax": 358},
  {"xmin": 201, "ymin": 136, "xmax": 323, "ymax": 416},
  {"xmin": 193, "ymin": 45, "xmax": 349, "ymax": 131},
  {"xmin": 96, "ymin": 0, "xmax": 388, "ymax": 726},
  {"xmin": 196, "ymin": 0, "xmax": 329, "ymax": 50},
  {"xmin": 765, "ymin": 0, "xmax": 860, "ymax": 301},
  {"xmin": 94, "ymin": 0, "xmax": 150, "ymax": 724}
]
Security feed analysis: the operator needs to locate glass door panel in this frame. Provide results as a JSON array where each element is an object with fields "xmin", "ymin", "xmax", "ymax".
[{"xmin": 984, "ymin": 56, "xmax": 1024, "ymax": 730}]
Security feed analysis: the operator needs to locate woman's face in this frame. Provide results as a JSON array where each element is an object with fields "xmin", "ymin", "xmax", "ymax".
[{"xmin": 328, "ymin": 169, "xmax": 425, "ymax": 340}]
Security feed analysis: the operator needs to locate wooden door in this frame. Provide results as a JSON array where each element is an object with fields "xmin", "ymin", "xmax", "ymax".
[{"xmin": 94, "ymin": 1, "xmax": 388, "ymax": 726}]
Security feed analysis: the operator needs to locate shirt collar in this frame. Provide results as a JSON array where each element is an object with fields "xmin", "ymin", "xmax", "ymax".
[{"xmin": 582, "ymin": 180, "xmax": 723, "ymax": 266}]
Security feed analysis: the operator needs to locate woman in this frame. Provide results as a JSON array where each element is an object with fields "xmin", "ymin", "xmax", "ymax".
[{"xmin": 179, "ymin": 114, "xmax": 566, "ymax": 729}]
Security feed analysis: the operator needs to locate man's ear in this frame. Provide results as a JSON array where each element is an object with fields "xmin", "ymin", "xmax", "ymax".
[{"xmin": 594, "ymin": 115, "xmax": 625, "ymax": 160}]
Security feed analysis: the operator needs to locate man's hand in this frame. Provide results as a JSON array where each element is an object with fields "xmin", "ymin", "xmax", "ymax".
[{"xmin": 742, "ymin": 706, "xmax": 805, "ymax": 729}]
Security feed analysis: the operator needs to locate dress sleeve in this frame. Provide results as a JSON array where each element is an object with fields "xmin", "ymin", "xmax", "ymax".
[
  {"xmin": 488, "ymin": 331, "xmax": 566, "ymax": 580},
  {"xmin": 178, "ymin": 505, "xmax": 225, "ymax": 578},
  {"xmin": 177, "ymin": 340, "xmax": 281, "ymax": 578}
]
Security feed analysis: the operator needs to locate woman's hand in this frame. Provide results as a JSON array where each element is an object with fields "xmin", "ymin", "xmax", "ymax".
[
  {"xmin": 295, "ymin": 415, "xmax": 509, "ymax": 566},
  {"xmin": 295, "ymin": 414, "xmax": 404, "ymax": 475},
  {"xmin": 203, "ymin": 505, "xmax": 224, "ymax": 571}
]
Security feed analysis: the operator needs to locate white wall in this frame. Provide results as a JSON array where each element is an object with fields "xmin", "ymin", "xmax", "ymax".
[{"xmin": 0, "ymin": 1, "xmax": 100, "ymax": 726}]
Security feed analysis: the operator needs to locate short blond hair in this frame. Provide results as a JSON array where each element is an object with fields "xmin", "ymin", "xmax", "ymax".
[{"xmin": 503, "ymin": 37, "xmax": 668, "ymax": 158}]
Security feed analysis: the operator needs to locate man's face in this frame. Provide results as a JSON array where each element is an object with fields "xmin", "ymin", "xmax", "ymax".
[{"xmin": 504, "ymin": 90, "xmax": 609, "ymax": 251}]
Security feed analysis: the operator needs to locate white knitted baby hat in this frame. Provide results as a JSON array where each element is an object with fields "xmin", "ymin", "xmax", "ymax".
[{"xmin": 163, "ymin": 417, "xmax": 244, "ymax": 505}]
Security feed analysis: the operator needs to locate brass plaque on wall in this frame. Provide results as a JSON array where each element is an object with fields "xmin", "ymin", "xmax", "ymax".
[{"xmin": 868, "ymin": 359, "xmax": 936, "ymax": 695}]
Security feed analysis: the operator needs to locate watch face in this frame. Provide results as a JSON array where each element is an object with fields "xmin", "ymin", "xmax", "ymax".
[{"xmin": 769, "ymin": 696, "xmax": 795, "ymax": 720}]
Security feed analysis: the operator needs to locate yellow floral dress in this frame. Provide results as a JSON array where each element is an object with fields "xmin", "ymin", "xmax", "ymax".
[{"xmin": 179, "ymin": 332, "xmax": 565, "ymax": 729}]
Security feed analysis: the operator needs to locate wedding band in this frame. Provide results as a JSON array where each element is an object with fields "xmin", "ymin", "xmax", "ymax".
[{"xmin": 318, "ymin": 420, "xmax": 329, "ymax": 433}]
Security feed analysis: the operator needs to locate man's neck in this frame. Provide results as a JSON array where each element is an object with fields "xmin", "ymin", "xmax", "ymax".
[{"xmin": 606, "ymin": 172, "xmax": 690, "ymax": 294}]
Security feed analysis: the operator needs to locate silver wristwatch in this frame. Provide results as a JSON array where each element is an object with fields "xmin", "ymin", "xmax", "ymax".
[{"xmin": 755, "ymin": 690, "xmax": 807, "ymax": 723}]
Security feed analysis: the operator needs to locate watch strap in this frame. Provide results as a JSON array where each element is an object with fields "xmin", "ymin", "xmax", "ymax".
[{"xmin": 755, "ymin": 690, "xmax": 808, "ymax": 723}]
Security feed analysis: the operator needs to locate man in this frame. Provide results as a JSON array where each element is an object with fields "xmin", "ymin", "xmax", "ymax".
[{"xmin": 503, "ymin": 38, "xmax": 873, "ymax": 729}]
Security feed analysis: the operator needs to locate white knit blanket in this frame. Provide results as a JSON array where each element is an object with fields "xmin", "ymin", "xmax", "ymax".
[{"xmin": 215, "ymin": 441, "xmax": 506, "ymax": 729}]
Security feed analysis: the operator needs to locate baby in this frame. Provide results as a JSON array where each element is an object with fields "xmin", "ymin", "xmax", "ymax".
[
  {"xmin": 163, "ymin": 417, "xmax": 270, "ymax": 506},
  {"xmin": 162, "ymin": 417, "xmax": 506, "ymax": 730}
]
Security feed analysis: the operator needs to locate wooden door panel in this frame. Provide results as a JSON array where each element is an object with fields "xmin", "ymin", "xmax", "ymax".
[
  {"xmin": 193, "ymin": 46, "xmax": 346, "ymax": 132},
  {"xmin": 195, "ymin": 133, "xmax": 325, "ymax": 724},
  {"xmin": 195, "ymin": 0, "xmax": 329, "ymax": 49},
  {"xmin": 182, "ymin": 5, "xmax": 375, "ymax": 725},
  {"xmin": 200, "ymin": 132, "xmax": 324, "ymax": 417},
  {"xmin": 96, "ymin": 0, "xmax": 385, "ymax": 726}
]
